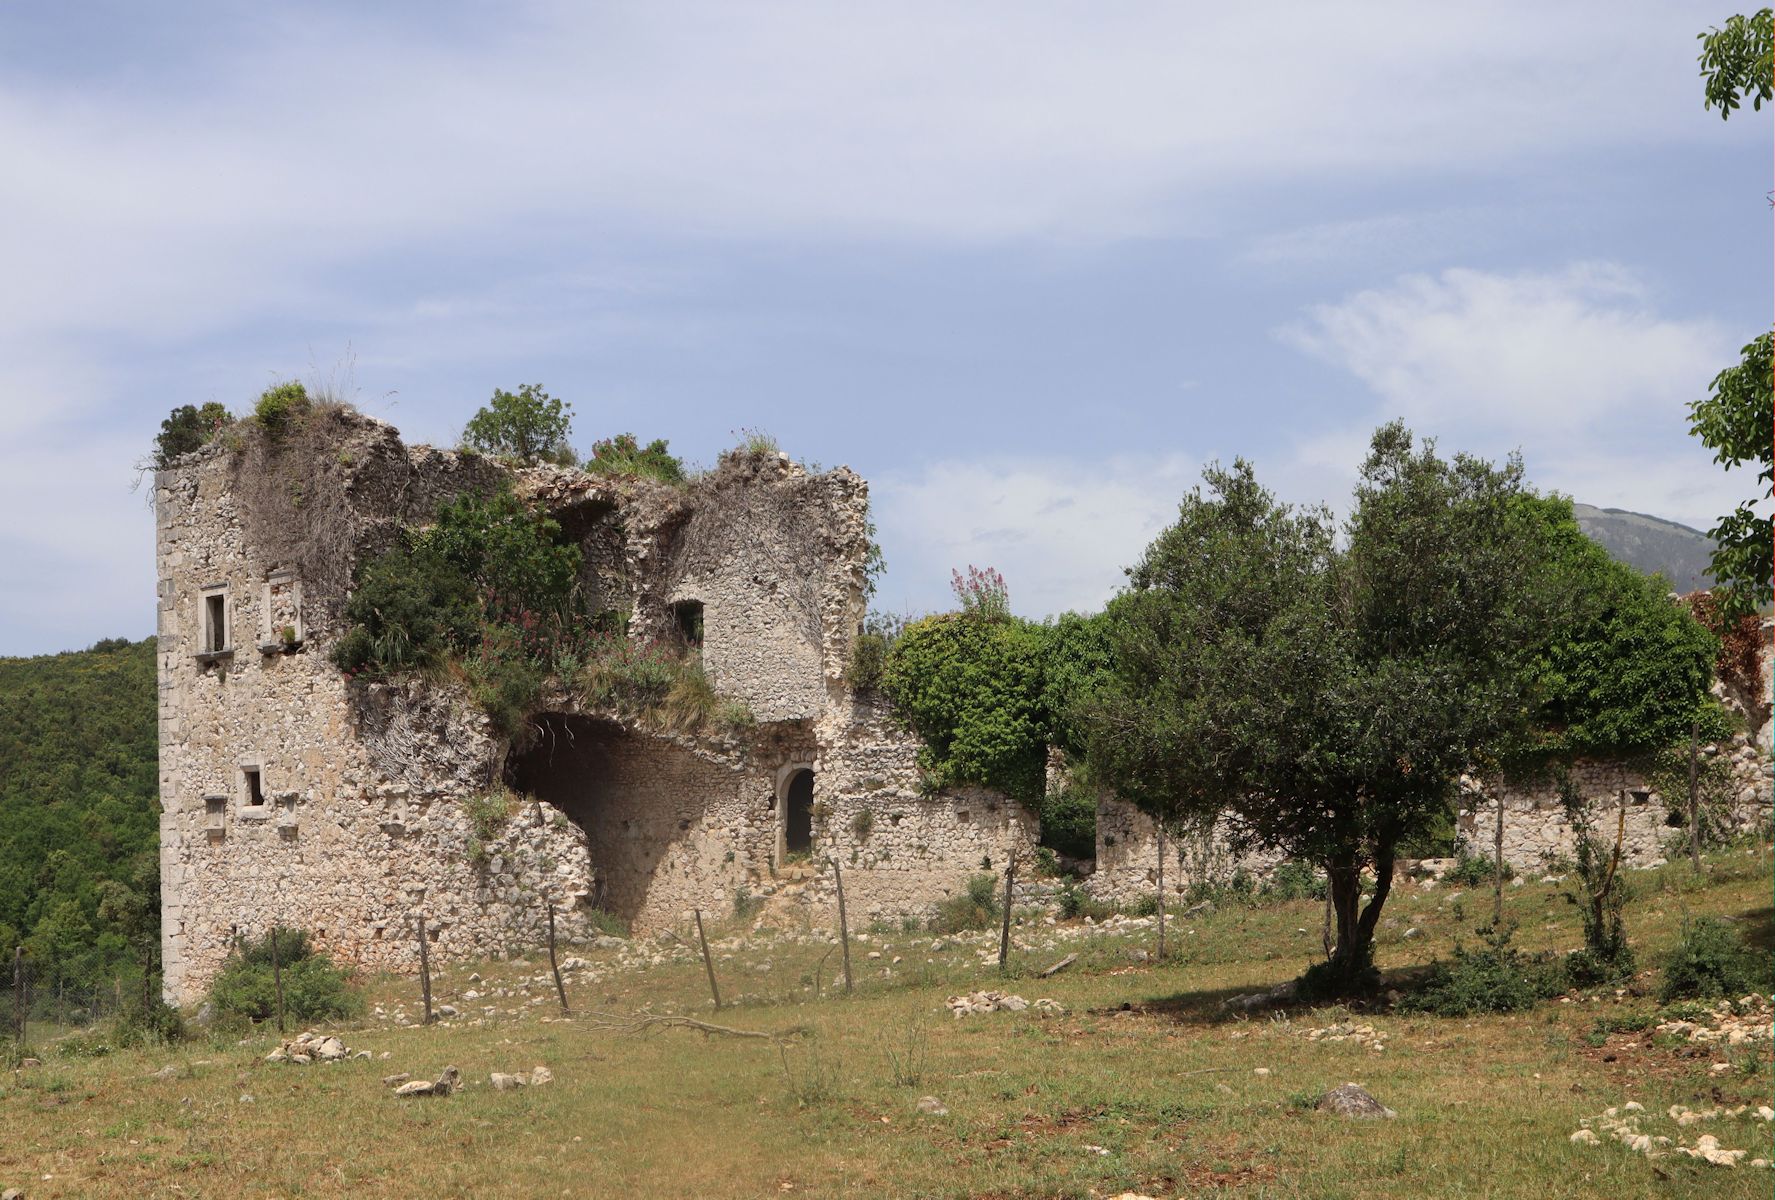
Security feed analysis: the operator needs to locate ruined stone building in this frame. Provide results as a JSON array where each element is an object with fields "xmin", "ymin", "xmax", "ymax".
[
  {"xmin": 156, "ymin": 409, "xmax": 1034, "ymax": 1005},
  {"xmin": 154, "ymin": 406, "xmax": 1773, "ymax": 1003}
]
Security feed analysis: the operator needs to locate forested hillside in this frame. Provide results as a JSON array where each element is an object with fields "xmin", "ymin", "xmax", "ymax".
[{"xmin": 0, "ymin": 637, "xmax": 160, "ymax": 993}]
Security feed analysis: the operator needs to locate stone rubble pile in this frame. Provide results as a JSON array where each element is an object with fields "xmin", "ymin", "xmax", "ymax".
[
  {"xmin": 1302, "ymin": 1020, "xmax": 1388, "ymax": 1052},
  {"xmin": 263, "ymin": 1030, "xmax": 367, "ymax": 1064},
  {"xmin": 1654, "ymin": 994, "xmax": 1773, "ymax": 1047},
  {"xmin": 1571, "ymin": 1101, "xmax": 1773, "ymax": 1168},
  {"xmin": 945, "ymin": 991, "xmax": 1066, "ymax": 1018}
]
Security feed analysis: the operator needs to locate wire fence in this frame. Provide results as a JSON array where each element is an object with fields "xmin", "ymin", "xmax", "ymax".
[{"xmin": 2, "ymin": 946, "xmax": 166, "ymax": 1061}]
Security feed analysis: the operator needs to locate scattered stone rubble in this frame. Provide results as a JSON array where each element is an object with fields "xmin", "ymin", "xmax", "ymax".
[
  {"xmin": 1301, "ymin": 1020, "xmax": 1388, "ymax": 1052},
  {"xmin": 263, "ymin": 1030, "xmax": 367, "ymax": 1064},
  {"xmin": 489, "ymin": 1066, "xmax": 554, "ymax": 1091},
  {"xmin": 1571, "ymin": 1100, "xmax": 1774, "ymax": 1168},
  {"xmin": 945, "ymin": 991, "xmax": 1066, "ymax": 1018},
  {"xmin": 393, "ymin": 1066, "xmax": 462, "ymax": 1098},
  {"xmin": 1316, "ymin": 1083, "xmax": 1396, "ymax": 1119},
  {"xmin": 1654, "ymin": 994, "xmax": 1773, "ymax": 1048}
]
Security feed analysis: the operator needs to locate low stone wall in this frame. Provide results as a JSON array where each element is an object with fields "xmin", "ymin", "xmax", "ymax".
[
  {"xmin": 1455, "ymin": 740, "xmax": 1772, "ymax": 873},
  {"xmin": 1086, "ymin": 795, "xmax": 1283, "ymax": 907}
]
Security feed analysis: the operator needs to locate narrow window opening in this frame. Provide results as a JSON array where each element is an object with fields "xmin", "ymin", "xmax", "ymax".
[
  {"xmin": 784, "ymin": 769, "xmax": 814, "ymax": 856},
  {"xmin": 203, "ymin": 593, "xmax": 227, "ymax": 653},
  {"xmin": 243, "ymin": 766, "xmax": 266, "ymax": 808},
  {"xmin": 672, "ymin": 600, "xmax": 704, "ymax": 650}
]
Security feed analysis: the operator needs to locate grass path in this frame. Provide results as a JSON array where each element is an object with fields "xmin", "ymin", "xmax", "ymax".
[{"xmin": 3, "ymin": 851, "xmax": 1770, "ymax": 1198}]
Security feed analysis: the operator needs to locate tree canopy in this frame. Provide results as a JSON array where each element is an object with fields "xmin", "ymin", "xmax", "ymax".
[
  {"xmin": 461, "ymin": 383, "xmax": 577, "ymax": 466},
  {"xmin": 1688, "ymin": 333, "xmax": 1773, "ymax": 615},
  {"xmin": 1085, "ymin": 426, "xmax": 1571, "ymax": 987},
  {"xmin": 0, "ymin": 638, "xmax": 160, "ymax": 999},
  {"xmin": 1699, "ymin": 8, "xmax": 1773, "ymax": 118}
]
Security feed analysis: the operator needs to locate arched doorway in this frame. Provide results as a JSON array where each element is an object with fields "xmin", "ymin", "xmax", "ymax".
[{"xmin": 783, "ymin": 768, "xmax": 814, "ymax": 857}]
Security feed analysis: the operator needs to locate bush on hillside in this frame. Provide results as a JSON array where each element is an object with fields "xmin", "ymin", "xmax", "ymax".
[
  {"xmin": 929, "ymin": 874, "xmax": 1000, "ymax": 933},
  {"xmin": 585, "ymin": 433, "xmax": 685, "ymax": 484},
  {"xmin": 208, "ymin": 927, "xmax": 361, "ymax": 1024},
  {"xmin": 1398, "ymin": 923, "xmax": 1568, "ymax": 1016},
  {"xmin": 1659, "ymin": 916, "xmax": 1769, "ymax": 1002}
]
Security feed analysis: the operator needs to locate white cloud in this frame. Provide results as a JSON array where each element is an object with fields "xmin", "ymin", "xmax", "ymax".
[
  {"xmin": 1278, "ymin": 263, "xmax": 1746, "ymax": 531},
  {"xmin": 872, "ymin": 454, "xmax": 1201, "ymax": 619}
]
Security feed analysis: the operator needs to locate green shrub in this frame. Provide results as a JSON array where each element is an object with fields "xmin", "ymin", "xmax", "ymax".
[
  {"xmin": 731, "ymin": 427, "xmax": 779, "ymax": 457},
  {"xmin": 846, "ymin": 610, "xmax": 911, "ymax": 691},
  {"xmin": 1445, "ymin": 852, "xmax": 1512, "ymax": 888},
  {"xmin": 153, "ymin": 402, "xmax": 231, "ymax": 468},
  {"xmin": 1055, "ymin": 879, "xmax": 1114, "ymax": 922},
  {"xmin": 1560, "ymin": 776, "xmax": 1634, "ymax": 983},
  {"xmin": 1037, "ymin": 786, "xmax": 1097, "ymax": 861},
  {"xmin": 850, "ymin": 808, "xmax": 875, "ymax": 840},
  {"xmin": 461, "ymin": 383, "xmax": 576, "ymax": 465},
  {"xmin": 1264, "ymin": 860, "xmax": 1328, "ymax": 901},
  {"xmin": 1128, "ymin": 894, "xmax": 1161, "ymax": 918},
  {"xmin": 1659, "ymin": 916, "xmax": 1768, "ymax": 1001},
  {"xmin": 111, "ymin": 996, "xmax": 186, "ymax": 1048},
  {"xmin": 253, "ymin": 381, "xmax": 311, "ymax": 437},
  {"xmin": 930, "ymin": 874, "xmax": 1001, "ymax": 933},
  {"xmin": 882, "ymin": 611, "xmax": 1050, "ymax": 802},
  {"xmin": 462, "ymin": 786, "xmax": 520, "ymax": 847},
  {"xmin": 584, "ymin": 908, "xmax": 628, "ymax": 938},
  {"xmin": 585, "ymin": 433, "xmax": 685, "ymax": 484},
  {"xmin": 207, "ymin": 927, "xmax": 361, "ymax": 1025},
  {"xmin": 1399, "ymin": 924, "xmax": 1567, "ymax": 1016}
]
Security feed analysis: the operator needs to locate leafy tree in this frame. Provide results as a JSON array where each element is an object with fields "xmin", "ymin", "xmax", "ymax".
[
  {"xmin": 153, "ymin": 402, "xmax": 230, "ymax": 468},
  {"xmin": 1514, "ymin": 495, "xmax": 1719, "ymax": 758},
  {"xmin": 1699, "ymin": 8, "xmax": 1772, "ymax": 118},
  {"xmin": 1085, "ymin": 425, "xmax": 1554, "ymax": 991},
  {"xmin": 585, "ymin": 433, "xmax": 686, "ymax": 484},
  {"xmin": 1688, "ymin": 334, "xmax": 1772, "ymax": 615},
  {"xmin": 881, "ymin": 609, "xmax": 1050, "ymax": 804},
  {"xmin": 1038, "ymin": 611, "xmax": 1115, "ymax": 759},
  {"xmin": 461, "ymin": 383, "xmax": 577, "ymax": 466},
  {"xmin": 1691, "ymin": 14, "xmax": 1772, "ymax": 612}
]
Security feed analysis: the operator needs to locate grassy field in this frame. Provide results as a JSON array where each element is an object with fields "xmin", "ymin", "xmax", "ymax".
[{"xmin": 3, "ymin": 849, "xmax": 1770, "ymax": 1199}]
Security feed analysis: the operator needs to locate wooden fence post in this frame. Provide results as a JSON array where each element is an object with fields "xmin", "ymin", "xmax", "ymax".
[
  {"xmin": 1155, "ymin": 823, "xmax": 1166, "ymax": 961},
  {"xmin": 416, "ymin": 915, "xmax": 435, "ymax": 1025},
  {"xmin": 998, "ymin": 849, "xmax": 1017, "ymax": 972},
  {"xmin": 693, "ymin": 909, "xmax": 722, "ymax": 1010},
  {"xmin": 832, "ymin": 857, "xmax": 854, "ymax": 995},
  {"xmin": 1492, "ymin": 789, "xmax": 1506, "ymax": 927},
  {"xmin": 11, "ymin": 947, "xmax": 23, "ymax": 1049},
  {"xmin": 1688, "ymin": 718, "xmax": 1704, "ymax": 874},
  {"xmin": 546, "ymin": 901, "xmax": 570, "ymax": 1016},
  {"xmin": 270, "ymin": 929, "xmax": 286, "ymax": 1035}
]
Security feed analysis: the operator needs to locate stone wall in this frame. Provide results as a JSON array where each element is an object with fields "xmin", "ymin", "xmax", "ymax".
[
  {"xmin": 1086, "ymin": 795, "xmax": 1285, "ymax": 907},
  {"xmin": 1456, "ymin": 739, "xmax": 1773, "ymax": 872}
]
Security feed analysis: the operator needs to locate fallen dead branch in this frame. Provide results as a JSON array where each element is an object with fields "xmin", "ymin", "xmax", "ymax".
[{"xmin": 586, "ymin": 1012, "xmax": 808, "ymax": 1043}]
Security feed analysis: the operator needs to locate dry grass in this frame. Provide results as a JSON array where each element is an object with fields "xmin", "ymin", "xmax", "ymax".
[{"xmin": 3, "ymin": 849, "xmax": 1770, "ymax": 1198}]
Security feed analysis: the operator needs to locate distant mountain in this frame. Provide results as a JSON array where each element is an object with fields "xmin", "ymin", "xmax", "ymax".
[{"xmin": 1571, "ymin": 503, "xmax": 1715, "ymax": 593}]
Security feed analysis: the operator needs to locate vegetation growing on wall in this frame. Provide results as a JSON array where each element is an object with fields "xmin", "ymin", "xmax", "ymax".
[
  {"xmin": 151, "ymin": 402, "xmax": 231, "ymax": 469},
  {"xmin": 585, "ymin": 433, "xmax": 686, "ymax": 484},
  {"xmin": 1514, "ymin": 494, "xmax": 1722, "ymax": 761},
  {"xmin": 461, "ymin": 383, "xmax": 578, "ymax": 466}
]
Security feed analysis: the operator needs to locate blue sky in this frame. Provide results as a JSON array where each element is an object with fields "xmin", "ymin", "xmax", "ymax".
[{"xmin": 0, "ymin": 2, "xmax": 1766, "ymax": 654}]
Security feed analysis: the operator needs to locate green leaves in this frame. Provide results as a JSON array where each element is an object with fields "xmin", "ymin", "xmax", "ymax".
[
  {"xmin": 1698, "ymin": 8, "xmax": 1773, "ymax": 119},
  {"xmin": 1688, "ymin": 333, "xmax": 1773, "ymax": 614},
  {"xmin": 461, "ymin": 383, "xmax": 577, "ymax": 466}
]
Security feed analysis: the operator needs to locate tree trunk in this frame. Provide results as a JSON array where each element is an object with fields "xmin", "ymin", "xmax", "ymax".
[{"xmin": 1323, "ymin": 843, "xmax": 1396, "ymax": 986}]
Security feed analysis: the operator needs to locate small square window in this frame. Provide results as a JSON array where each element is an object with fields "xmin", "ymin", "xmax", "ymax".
[{"xmin": 243, "ymin": 766, "xmax": 266, "ymax": 807}]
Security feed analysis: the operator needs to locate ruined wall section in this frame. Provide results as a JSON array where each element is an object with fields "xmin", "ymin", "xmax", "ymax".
[
  {"xmin": 800, "ymin": 693, "xmax": 1040, "ymax": 925},
  {"xmin": 1087, "ymin": 796, "xmax": 1286, "ymax": 906},
  {"xmin": 626, "ymin": 452, "xmax": 869, "ymax": 724},
  {"xmin": 157, "ymin": 419, "xmax": 600, "ymax": 1006},
  {"xmin": 1456, "ymin": 742, "xmax": 1773, "ymax": 872}
]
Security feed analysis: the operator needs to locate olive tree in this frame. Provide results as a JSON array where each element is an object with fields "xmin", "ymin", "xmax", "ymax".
[{"xmin": 1085, "ymin": 423, "xmax": 1553, "ymax": 991}]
